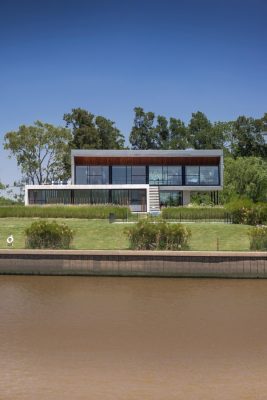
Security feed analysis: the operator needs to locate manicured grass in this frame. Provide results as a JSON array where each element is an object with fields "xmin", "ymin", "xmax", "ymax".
[
  {"xmin": 188, "ymin": 223, "xmax": 250, "ymax": 251},
  {"xmin": 0, "ymin": 218, "xmax": 251, "ymax": 251}
]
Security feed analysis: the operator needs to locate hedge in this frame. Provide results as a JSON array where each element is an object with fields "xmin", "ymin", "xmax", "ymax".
[
  {"xmin": 161, "ymin": 206, "xmax": 229, "ymax": 222},
  {"xmin": 0, "ymin": 205, "xmax": 130, "ymax": 219}
]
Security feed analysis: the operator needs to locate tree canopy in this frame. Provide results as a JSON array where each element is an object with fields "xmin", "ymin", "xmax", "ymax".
[
  {"xmin": 63, "ymin": 108, "xmax": 125, "ymax": 150},
  {"xmin": 129, "ymin": 107, "xmax": 157, "ymax": 149},
  {"xmin": 4, "ymin": 121, "xmax": 71, "ymax": 184},
  {"xmin": 223, "ymin": 157, "xmax": 267, "ymax": 202}
]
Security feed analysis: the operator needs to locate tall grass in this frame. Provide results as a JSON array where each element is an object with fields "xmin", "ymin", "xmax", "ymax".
[
  {"xmin": 161, "ymin": 206, "xmax": 230, "ymax": 222},
  {"xmin": 0, "ymin": 205, "xmax": 130, "ymax": 219}
]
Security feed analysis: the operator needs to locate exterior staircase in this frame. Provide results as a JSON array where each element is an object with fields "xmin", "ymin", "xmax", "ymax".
[{"xmin": 149, "ymin": 186, "xmax": 160, "ymax": 213}]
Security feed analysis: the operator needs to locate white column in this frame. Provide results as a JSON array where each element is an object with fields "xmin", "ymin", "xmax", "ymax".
[
  {"xmin": 183, "ymin": 191, "xmax": 191, "ymax": 206},
  {"xmin": 24, "ymin": 186, "xmax": 29, "ymax": 205}
]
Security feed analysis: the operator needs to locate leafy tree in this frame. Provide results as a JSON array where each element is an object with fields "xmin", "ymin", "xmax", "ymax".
[
  {"xmin": 129, "ymin": 107, "xmax": 157, "ymax": 149},
  {"xmin": 64, "ymin": 108, "xmax": 100, "ymax": 149},
  {"xmin": 63, "ymin": 108, "xmax": 124, "ymax": 150},
  {"xmin": 223, "ymin": 157, "xmax": 267, "ymax": 202},
  {"xmin": 169, "ymin": 118, "xmax": 189, "ymax": 149},
  {"xmin": 188, "ymin": 111, "xmax": 224, "ymax": 149},
  {"xmin": 95, "ymin": 116, "xmax": 125, "ymax": 149},
  {"xmin": 230, "ymin": 116, "xmax": 266, "ymax": 158},
  {"xmin": 188, "ymin": 111, "xmax": 213, "ymax": 149},
  {"xmin": 155, "ymin": 115, "xmax": 170, "ymax": 149},
  {"xmin": 4, "ymin": 121, "xmax": 71, "ymax": 184}
]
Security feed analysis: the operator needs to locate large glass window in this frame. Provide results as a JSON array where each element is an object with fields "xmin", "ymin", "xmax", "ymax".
[
  {"xmin": 75, "ymin": 166, "xmax": 109, "ymax": 184},
  {"xmin": 75, "ymin": 166, "xmax": 87, "ymax": 184},
  {"xmin": 160, "ymin": 191, "xmax": 183, "ymax": 207},
  {"xmin": 165, "ymin": 166, "xmax": 182, "ymax": 185},
  {"xmin": 200, "ymin": 166, "xmax": 219, "ymax": 185},
  {"xmin": 130, "ymin": 189, "xmax": 147, "ymax": 212},
  {"xmin": 28, "ymin": 188, "xmax": 147, "ymax": 211},
  {"xmin": 131, "ymin": 166, "xmax": 146, "ymax": 184},
  {"xmin": 149, "ymin": 166, "xmax": 182, "ymax": 185},
  {"xmin": 88, "ymin": 166, "xmax": 109, "ymax": 184},
  {"xmin": 112, "ymin": 166, "xmax": 127, "ymax": 184},
  {"xmin": 28, "ymin": 190, "xmax": 71, "ymax": 204},
  {"xmin": 185, "ymin": 166, "xmax": 199, "ymax": 185},
  {"xmin": 73, "ymin": 189, "xmax": 109, "ymax": 204},
  {"xmin": 112, "ymin": 166, "xmax": 146, "ymax": 184},
  {"xmin": 185, "ymin": 166, "xmax": 219, "ymax": 186},
  {"xmin": 111, "ymin": 189, "xmax": 146, "ymax": 211},
  {"xmin": 149, "ymin": 166, "xmax": 162, "ymax": 185}
]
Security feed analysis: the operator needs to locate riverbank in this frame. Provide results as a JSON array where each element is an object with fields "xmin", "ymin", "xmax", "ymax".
[{"xmin": 1, "ymin": 250, "xmax": 267, "ymax": 278}]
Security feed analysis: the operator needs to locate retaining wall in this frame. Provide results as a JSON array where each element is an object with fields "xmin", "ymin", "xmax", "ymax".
[{"xmin": 0, "ymin": 250, "xmax": 267, "ymax": 278}]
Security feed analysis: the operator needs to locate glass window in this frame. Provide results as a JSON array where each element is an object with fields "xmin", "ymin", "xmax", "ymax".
[
  {"xmin": 73, "ymin": 189, "xmax": 109, "ymax": 204},
  {"xmin": 75, "ymin": 166, "xmax": 109, "ymax": 184},
  {"xmin": 167, "ymin": 166, "xmax": 182, "ymax": 185},
  {"xmin": 76, "ymin": 166, "xmax": 88, "ymax": 184},
  {"xmin": 131, "ymin": 166, "xmax": 146, "ymax": 184},
  {"xmin": 130, "ymin": 189, "xmax": 147, "ymax": 212},
  {"xmin": 185, "ymin": 166, "xmax": 199, "ymax": 185},
  {"xmin": 149, "ymin": 166, "xmax": 163, "ymax": 185},
  {"xmin": 88, "ymin": 166, "xmax": 109, "ymax": 184},
  {"xmin": 200, "ymin": 166, "xmax": 219, "ymax": 185},
  {"xmin": 112, "ymin": 189, "xmax": 129, "ymax": 204},
  {"xmin": 160, "ymin": 191, "xmax": 183, "ymax": 207},
  {"xmin": 112, "ymin": 166, "xmax": 127, "ymax": 184},
  {"xmin": 149, "ymin": 166, "xmax": 182, "ymax": 185}
]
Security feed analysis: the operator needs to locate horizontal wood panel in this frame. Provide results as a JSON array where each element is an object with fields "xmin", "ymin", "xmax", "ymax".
[{"xmin": 74, "ymin": 156, "xmax": 220, "ymax": 166}]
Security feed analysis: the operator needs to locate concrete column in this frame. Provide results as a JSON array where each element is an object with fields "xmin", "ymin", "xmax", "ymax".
[
  {"xmin": 183, "ymin": 191, "xmax": 191, "ymax": 206},
  {"xmin": 24, "ymin": 186, "xmax": 29, "ymax": 205}
]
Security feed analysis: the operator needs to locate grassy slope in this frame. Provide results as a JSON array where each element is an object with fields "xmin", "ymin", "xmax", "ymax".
[{"xmin": 0, "ymin": 218, "xmax": 251, "ymax": 251}]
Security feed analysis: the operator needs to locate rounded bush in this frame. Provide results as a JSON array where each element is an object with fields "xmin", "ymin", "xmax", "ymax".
[
  {"xmin": 125, "ymin": 219, "xmax": 191, "ymax": 250},
  {"xmin": 25, "ymin": 220, "xmax": 74, "ymax": 249}
]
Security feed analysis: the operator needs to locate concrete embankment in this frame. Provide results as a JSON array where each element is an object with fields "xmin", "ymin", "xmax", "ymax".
[{"xmin": 0, "ymin": 250, "xmax": 267, "ymax": 278}]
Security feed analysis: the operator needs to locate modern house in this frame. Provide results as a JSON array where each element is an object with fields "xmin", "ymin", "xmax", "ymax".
[{"xmin": 25, "ymin": 149, "xmax": 223, "ymax": 212}]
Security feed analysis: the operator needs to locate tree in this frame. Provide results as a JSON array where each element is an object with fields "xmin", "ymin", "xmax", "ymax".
[
  {"xmin": 95, "ymin": 116, "xmax": 125, "ymax": 149},
  {"xmin": 223, "ymin": 157, "xmax": 267, "ymax": 202},
  {"xmin": 188, "ymin": 111, "xmax": 227, "ymax": 149},
  {"xmin": 230, "ymin": 116, "xmax": 266, "ymax": 158},
  {"xmin": 169, "ymin": 118, "xmax": 189, "ymax": 149},
  {"xmin": 129, "ymin": 107, "xmax": 157, "ymax": 149},
  {"xmin": 63, "ymin": 108, "xmax": 124, "ymax": 150},
  {"xmin": 188, "ymin": 112, "xmax": 213, "ymax": 149},
  {"xmin": 155, "ymin": 115, "xmax": 170, "ymax": 149},
  {"xmin": 4, "ymin": 121, "xmax": 71, "ymax": 184}
]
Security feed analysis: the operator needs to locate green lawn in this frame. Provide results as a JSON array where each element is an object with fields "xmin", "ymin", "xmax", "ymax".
[{"xmin": 0, "ymin": 218, "xmax": 251, "ymax": 251}]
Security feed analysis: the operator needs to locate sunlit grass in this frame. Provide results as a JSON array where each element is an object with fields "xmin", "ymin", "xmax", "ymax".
[{"xmin": 0, "ymin": 218, "xmax": 251, "ymax": 251}]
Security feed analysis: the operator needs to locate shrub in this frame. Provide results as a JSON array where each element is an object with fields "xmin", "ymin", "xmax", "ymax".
[
  {"xmin": 248, "ymin": 226, "xmax": 267, "ymax": 251},
  {"xmin": 0, "ymin": 205, "xmax": 130, "ymax": 219},
  {"xmin": 25, "ymin": 220, "xmax": 74, "ymax": 249},
  {"xmin": 125, "ymin": 219, "xmax": 191, "ymax": 250},
  {"xmin": 225, "ymin": 200, "xmax": 267, "ymax": 225},
  {"xmin": 161, "ymin": 206, "xmax": 227, "ymax": 222}
]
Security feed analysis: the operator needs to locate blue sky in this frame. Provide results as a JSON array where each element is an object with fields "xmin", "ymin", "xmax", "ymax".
[{"xmin": 0, "ymin": 0, "xmax": 266, "ymax": 185}]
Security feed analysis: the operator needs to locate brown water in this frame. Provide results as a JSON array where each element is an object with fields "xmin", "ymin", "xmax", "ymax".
[{"xmin": 0, "ymin": 276, "xmax": 267, "ymax": 400}]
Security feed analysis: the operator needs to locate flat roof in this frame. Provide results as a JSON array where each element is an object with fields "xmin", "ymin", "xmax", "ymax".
[{"xmin": 71, "ymin": 149, "xmax": 223, "ymax": 158}]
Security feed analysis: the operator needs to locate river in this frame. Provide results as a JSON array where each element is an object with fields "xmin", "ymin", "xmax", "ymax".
[{"xmin": 0, "ymin": 276, "xmax": 266, "ymax": 399}]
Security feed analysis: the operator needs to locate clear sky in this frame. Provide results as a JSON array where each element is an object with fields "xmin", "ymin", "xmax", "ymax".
[{"xmin": 0, "ymin": 0, "xmax": 266, "ymax": 185}]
